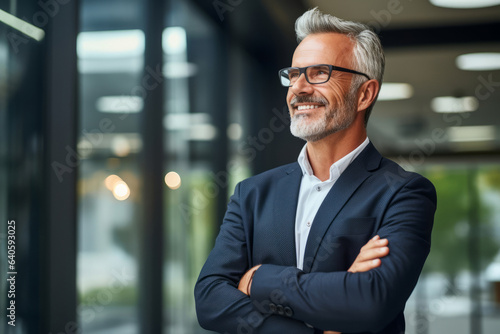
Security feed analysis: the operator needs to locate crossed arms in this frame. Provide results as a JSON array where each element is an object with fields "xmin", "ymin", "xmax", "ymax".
[
  {"xmin": 238, "ymin": 235, "xmax": 390, "ymax": 334},
  {"xmin": 195, "ymin": 174, "xmax": 436, "ymax": 333},
  {"xmin": 238, "ymin": 235, "xmax": 390, "ymax": 294}
]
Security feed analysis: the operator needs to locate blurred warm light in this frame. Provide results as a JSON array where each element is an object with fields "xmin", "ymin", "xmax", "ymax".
[
  {"xmin": 378, "ymin": 83, "xmax": 414, "ymax": 101},
  {"xmin": 227, "ymin": 123, "xmax": 243, "ymax": 140},
  {"xmin": 447, "ymin": 125, "xmax": 496, "ymax": 142},
  {"xmin": 111, "ymin": 135, "xmax": 131, "ymax": 157},
  {"xmin": 165, "ymin": 171, "xmax": 181, "ymax": 190},
  {"xmin": 456, "ymin": 52, "xmax": 500, "ymax": 71},
  {"xmin": 0, "ymin": 9, "xmax": 45, "ymax": 41},
  {"xmin": 431, "ymin": 96, "xmax": 479, "ymax": 113},
  {"xmin": 105, "ymin": 174, "xmax": 122, "ymax": 190},
  {"xmin": 430, "ymin": 0, "xmax": 500, "ymax": 8},
  {"xmin": 105, "ymin": 174, "xmax": 131, "ymax": 200},
  {"xmin": 113, "ymin": 181, "xmax": 130, "ymax": 200}
]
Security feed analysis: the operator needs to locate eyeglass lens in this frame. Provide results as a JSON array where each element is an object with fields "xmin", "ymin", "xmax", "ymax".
[{"xmin": 282, "ymin": 65, "xmax": 331, "ymax": 86}]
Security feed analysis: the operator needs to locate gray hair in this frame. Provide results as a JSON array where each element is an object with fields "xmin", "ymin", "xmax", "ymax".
[{"xmin": 295, "ymin": 8, "xmax": 385, "ymax": 125}]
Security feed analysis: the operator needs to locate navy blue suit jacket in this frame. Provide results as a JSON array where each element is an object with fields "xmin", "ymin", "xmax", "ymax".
[{"xmin": 195, "ymin": 143, "xmax": 436, "ymax": 333}]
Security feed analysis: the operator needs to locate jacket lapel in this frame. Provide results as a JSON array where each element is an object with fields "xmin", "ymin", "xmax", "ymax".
[
  {"xmin": 271, "ymin": 163, "xmax": 302, "ymax": 267},
  {"xmin": 302, "ymin": 143, "xmax": 382, "ymax": 272}
]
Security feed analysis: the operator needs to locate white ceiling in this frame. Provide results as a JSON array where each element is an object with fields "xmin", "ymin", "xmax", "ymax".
[
  {"xmin": 306, "ymin": 0, "xmax": 500, "ymax": 156},
  {"xmin": 306, "ymin": 0, "xmax": 500, "ymax": 28}
]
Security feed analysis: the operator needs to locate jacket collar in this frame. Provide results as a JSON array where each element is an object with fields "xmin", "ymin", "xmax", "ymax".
[
  {"xmin": 274, "ymin": 143, "xmax": 382, "ymax": 270},
  {"xmin": 301, "ymin": 142, "xmax": 382, "ymax": 272}
]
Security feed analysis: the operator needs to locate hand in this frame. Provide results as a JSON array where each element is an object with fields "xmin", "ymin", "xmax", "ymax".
[
  {"xmin": 348, "ymin": 235, "xmax": 389, "ymax": 273},
  {"xmin": 237, "ymin": 264, "xmax": 262, "ymax": 295},
  {"xmin": 239, "ymin": 268, "xmax": 340, "ymax": 334},
  {"xmin": 322, "ymin": 238, "xmax": 388, "ymax": 334}
]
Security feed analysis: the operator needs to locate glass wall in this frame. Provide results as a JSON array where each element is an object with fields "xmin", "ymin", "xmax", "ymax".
[
  {"xmin": 404, "ymin": 163, "xmax": 500, "ymax": 334},
  {"xmin": 77, "ymin": 0, "xmax": 145, "ymax": 331},
  {"xmin": 76, "ymin": 0, "xmax": 256, "ymax": 333},
  {"xmin": 163, "ymin": 2, "xmax": 223, "ymax": 332},
  {"xmin": 1, "ymin": 1, "xmax": 45, "ymax": 333}
]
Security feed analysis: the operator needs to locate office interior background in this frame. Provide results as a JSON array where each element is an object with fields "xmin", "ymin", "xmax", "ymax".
[{"xmin": 1, "ymin": 0, "xmax": 500, "ymax": 333}]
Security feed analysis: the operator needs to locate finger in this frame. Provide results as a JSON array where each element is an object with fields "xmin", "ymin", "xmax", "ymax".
[
  {"xmin": 349, "ymin": 258, "xmax": 382, "ymax": 273},
  {"xmin": 359, "ymin": 239, "xmax": 389, "ymax": 254},
  {"xmin": 357, "ymin": 246, "xmax": 389, "ymax": 262},
  {"xmin": 237, "ymin": 277, "xmax": 248, "ymax": 293},
  {"xmin": 361, "ymin": 235, "xmax": 380, "ymax": 250},
  {"xmin": 360, "ymin": 237, "xmax": 388, "ymax": 252},
  {"xmin": 376, "ymin": 238, "xmax": 389, "ymax": 246}
]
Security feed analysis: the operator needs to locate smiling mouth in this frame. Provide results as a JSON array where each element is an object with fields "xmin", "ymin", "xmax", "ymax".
[{"xmin": 296, "ymin": 104, "xmax": 322, "ymax": 111}]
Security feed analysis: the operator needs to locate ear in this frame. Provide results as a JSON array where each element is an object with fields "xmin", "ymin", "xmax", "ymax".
[{"xmin": 357, "ymin": 79, "xmax": 380, "ymax": 112}]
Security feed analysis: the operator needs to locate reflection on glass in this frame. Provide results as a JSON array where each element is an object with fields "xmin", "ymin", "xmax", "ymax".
[{"xmin": 77, "ymin": 21, "xmax": 144, "ymax": 332}]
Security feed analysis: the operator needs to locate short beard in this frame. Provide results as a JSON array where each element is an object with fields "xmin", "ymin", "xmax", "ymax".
[{"xmin": 290, "ymin": 87, "xmax": 359, "ymax": 142}]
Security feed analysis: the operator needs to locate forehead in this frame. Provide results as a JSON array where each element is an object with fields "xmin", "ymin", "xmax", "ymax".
[{"xmin": 291, "ymin": 32, "xmax": 355, "ymax": 67}]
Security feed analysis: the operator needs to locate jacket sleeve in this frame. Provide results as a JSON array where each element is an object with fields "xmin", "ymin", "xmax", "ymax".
[
  {"xmin": 249, "ymin": 175, "xmax": 436, "ymax": 333},
  {"xmin": 194, "ymin": 182, "xmax": 315, "ymax": 334}
]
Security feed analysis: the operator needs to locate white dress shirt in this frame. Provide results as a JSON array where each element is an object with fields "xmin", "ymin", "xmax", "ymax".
[{"xmin": 295, "ymin": 137, "xmax": 370, "ymax": 270}]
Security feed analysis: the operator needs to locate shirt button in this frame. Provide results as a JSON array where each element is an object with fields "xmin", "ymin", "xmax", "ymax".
[
  {"xmin": 269, "ymin": 303, "xmax": 277, "ymax": 313},
  {"xmin": 316, "ymin": 186, "xmax": 321, "ymax": 191},
  {"xmin": 306, "ymin": 222, "xmax": 311, "ymax": 227}
]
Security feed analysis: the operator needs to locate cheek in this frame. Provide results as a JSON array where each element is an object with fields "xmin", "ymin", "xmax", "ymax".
[
  {"xmin": 325, "ymin": 80, "xmax": 351, "ymax": 105},
  {"xmin": 286, "ymin": 89, "xmax": 294, "ymax": 103}
]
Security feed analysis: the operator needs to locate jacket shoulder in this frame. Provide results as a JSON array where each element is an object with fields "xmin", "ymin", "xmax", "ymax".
[{"xmin": 376, "ymin": 156, "xmax": 436, "ymax": 196}]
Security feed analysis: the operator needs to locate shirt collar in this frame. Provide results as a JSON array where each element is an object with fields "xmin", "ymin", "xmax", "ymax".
[{"xmin": 297, "ymin": 137, "xmax": 370, "ymax": 182}]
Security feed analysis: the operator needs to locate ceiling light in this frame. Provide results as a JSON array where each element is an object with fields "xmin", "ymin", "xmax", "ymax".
[
  {"xmin": 96, "ymin": 96, "xmax": 143, "ymax": 113},
  {"xmin": 77, "ymin": 30, "xmax": 145, "ymax": 59},
  {"xmin": 447, "ymin": 125, "xmax": 496, "ymax": 142},
  {"xmin": 163, "ymin": 113, "xmax": 217, "ymax": 141},
  {"xmin": 431, "ymin": 96, "xmax": 479, "ymax": 113},
  {"xmin": 456, "ymin": 53, "xmax": 500, "ymax": 71},
  {"xmin": 163, "ymin": 62, "xmax": 198, "ymax": 78},
  {"xmin": 163, "ymin": 27, "xmax": 187, "ymax": 55},
  {"xmin": 164, "ymin": 113, "xmax": 211, "ymax": 130},
  {"xmin": 189, "ymin": 124, "xmax": 217, "ymax": 141},
  {"xmin": 378, "ymin": 83, "xmax": 414, "ymax": 101},
  {"xmin": 430, "ymin": 0, "xmax": 500, "ymax": 9}
]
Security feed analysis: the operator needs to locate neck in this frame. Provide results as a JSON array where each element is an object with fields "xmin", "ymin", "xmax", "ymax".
[{"xmin": 306, "ymin": 123, "xmax": 367, "ymax": 181}]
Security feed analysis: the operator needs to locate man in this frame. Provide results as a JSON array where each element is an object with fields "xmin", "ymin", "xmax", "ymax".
[{"xmin": 195, "ymin": 8, "xmax": 436, "ymax": 334}]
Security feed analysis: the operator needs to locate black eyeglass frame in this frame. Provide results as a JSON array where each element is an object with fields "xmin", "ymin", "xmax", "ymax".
[{"xmin": 278, "ymin": 64, "xmax": 371, "ymax": 87}]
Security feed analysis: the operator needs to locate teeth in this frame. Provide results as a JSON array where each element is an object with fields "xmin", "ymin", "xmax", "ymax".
[{"xmin": 297, "ymin": 105, "xmax": 320, "ymax": 111}]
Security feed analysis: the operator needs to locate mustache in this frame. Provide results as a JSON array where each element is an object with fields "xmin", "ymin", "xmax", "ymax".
[{"xmin": 290, "ymin": 96, "xmax": 328, "ymax": 107}]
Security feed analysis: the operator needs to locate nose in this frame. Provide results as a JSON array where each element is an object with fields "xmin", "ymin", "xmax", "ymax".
[{"xmin": 290, "ymin": 73, "xmax": 314, "ymax": 96}]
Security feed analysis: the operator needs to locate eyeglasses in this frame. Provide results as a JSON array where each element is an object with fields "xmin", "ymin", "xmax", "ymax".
[{"xmin": 278, "ymin": 64, "xmax": 370, "ymax": 87}]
